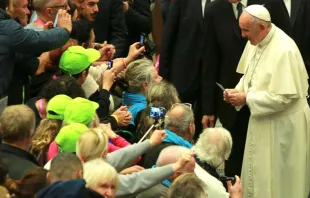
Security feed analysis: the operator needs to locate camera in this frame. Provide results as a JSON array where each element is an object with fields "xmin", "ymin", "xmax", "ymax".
[
  {"xmin": 140, "ymin": 33, "xmax": 156, "ymax": 57},
  {"xmin": 107, "ymin": 60, "xmax": 113, "ymax": 70},
  {"xmin": 150, "ymin": 107, "xmax": 165, "ymax": 120},
  {"xmin": 220, "ymin": 176, "xmax": 236, "ymax": 185}
]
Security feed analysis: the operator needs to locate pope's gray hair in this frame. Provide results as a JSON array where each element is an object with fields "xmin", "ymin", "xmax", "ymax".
[{"xmin": 194, "ymin": 128, "xmax": 232, "ymax": 168}]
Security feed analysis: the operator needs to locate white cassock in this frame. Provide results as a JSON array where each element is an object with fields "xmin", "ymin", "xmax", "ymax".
[{"xmin": 235, "ymin": 24, "xmax": 310, "ymax": 198}]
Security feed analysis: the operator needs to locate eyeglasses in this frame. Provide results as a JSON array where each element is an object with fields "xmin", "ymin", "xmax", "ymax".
[
  {"xmin": 171, "ymin": 103, "xmax": 192, "ymax": 110},
  {"xmin": 49, "ymin": 3, "xmax": 68, "ymax": 9}
]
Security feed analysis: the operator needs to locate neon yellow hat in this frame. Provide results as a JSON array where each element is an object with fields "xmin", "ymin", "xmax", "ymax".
[
  {"xmin": 46, "ymin": 95, "xmax": 73, "ymax": 120},
  {"xmin": 55, "ymin": 123, "xmax": 88, "ymax": 153},
  {"xmin": 59, "ymin": 46, "xmax": 101, "ymax": 75},
  {"xmin": 64, "ymin": 97, "xmax": 99, "ymax": 125}
]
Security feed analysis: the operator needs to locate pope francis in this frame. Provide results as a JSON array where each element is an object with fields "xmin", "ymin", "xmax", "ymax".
[{"xmin": 224, "ymin": 4, "xmax": 310, "ymax": 198}]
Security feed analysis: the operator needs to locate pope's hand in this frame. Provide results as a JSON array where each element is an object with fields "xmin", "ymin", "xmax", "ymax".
[
  {"xmin": 228, "ymin": 92, "xmax": 247, "ymax": 106},
  {"xmin": 223, "ymin": 89, "xmax": 239, "ymax": 103}
]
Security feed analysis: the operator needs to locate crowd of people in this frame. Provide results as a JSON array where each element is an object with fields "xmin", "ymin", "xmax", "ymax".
[{"xmin": 0, "ymin": 0, "xmax": 309, "ymax": 197}]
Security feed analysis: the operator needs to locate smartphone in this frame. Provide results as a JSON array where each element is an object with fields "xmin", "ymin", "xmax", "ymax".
[
  {"xmin": 107, "ymin": 60, "xmax": 113, "ymax": 69},
  {"xmin": 150, "ymin": 107, "xmax": 165, "ymax": 119},
  {"xmin": 53, "ymin": 12, "xmax": 59, "ymax": 28},
  {"xmin": 216, "ymin": 82, "xmax": 225, "ymax": 91},
  {"xmin": 140, "ymin": 33, "xmax": 145, "ymax": 47}
]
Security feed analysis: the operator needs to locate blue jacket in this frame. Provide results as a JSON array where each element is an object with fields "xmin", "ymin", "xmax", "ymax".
[{"xmin": 0, "ymin": 9, "xmax": 70, "ymax": 96}]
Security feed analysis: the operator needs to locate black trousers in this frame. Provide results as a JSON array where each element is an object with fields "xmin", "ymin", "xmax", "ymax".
[{"xmin": 224, "ymin": 106, "xmax": 250, "ymax": 177}]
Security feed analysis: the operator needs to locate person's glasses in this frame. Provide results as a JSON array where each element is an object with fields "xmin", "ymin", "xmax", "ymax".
[
  {"xmin": 49, "ymin": 3, "xmax": 68, "ymax": 9},
  {"xmin": 171, "ymin": 103, "xmax": 192, "ymax": 109}
]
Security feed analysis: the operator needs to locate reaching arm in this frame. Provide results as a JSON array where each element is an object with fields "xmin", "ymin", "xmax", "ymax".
[
  {"xmin": 106, "ymin": 140, "xmax": 152, "ymax": 172},
  {"xmin": 116, "ymin": 165, "xmax": 173, "ymax": 197},
  {"xmin": 9, "ymin": 20, "xmax": 69, "ymax": 54}
]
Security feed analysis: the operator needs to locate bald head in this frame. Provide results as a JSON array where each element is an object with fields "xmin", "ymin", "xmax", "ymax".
[
  {"xmin": 239, "ymin": 5, "xmax": 272, "ymax": 45},
  {"xmin": 168, "ymin": 106, "xmax": 184, "ymax": 120},
  {"xmin": 157, "ymin": 146, "xmax": 195, "ymax": 174},
  {"xmin": 164, "ymin": 104, "xmax": 194, "ymax": 139}
]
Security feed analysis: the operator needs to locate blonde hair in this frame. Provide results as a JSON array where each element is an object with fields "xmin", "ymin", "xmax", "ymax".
[
  {"xmin": 0, "ymin": 186, "xmax": 9, "ymax": 198},
  {"xmin": 147, "ymin": 80, "xmax": 180, "ymax": 110},
  {"xmin": 168, "ymin": 173, "xmax": 206, "ymax": 198},
  {"xmin": 0, "ymin": 105, "xmax": 35, "ymax": 143},
  {"xmin": 76, "ymin": 128, "xmax": 108, "ymax": 162},
  {"xmin": 30, "ymin": 118, "xmax": 62, "ymax": 165},
  {"xmin": 84, "ymin": 158, "xmax": 118, "ymax": 189},
  {"xmin": 136, "ymin": 81, "xmax": 180, "ymax": 138},
  {"xmin": 125, "ymin": 59, "xmax": 155, "ymax": 94}
]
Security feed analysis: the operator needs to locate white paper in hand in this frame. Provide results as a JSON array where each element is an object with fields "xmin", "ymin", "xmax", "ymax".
[{"xmin": 216, "ymin": 82, "xmax": 225, "ymax": 91}]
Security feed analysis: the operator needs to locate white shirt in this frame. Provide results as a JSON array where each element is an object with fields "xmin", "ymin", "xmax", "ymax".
[
  {"xmin": 232, "ymin": 0, "xmax": 248, "ymax": 19},
  {"xmin": 202, "ymin": 0, "xmax": 216, "ymax": 17},
  {"xmin": 283, "ymin": 0, "xmax": 291, "ymax": 17},
  {"xmin": 195, "ymin": 163, "xmax": 229, "ymax": 198}
]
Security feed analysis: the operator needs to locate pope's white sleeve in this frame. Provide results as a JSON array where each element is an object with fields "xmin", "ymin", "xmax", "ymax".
[
  {"xmin": 246, "ymin": 91, "xmax": 293, "ymax": 117},
  {"xmin": 234, "ymin": 76, "xmax": 245, "ymax": 111},
  {"xmin": 235, "ymin": 76, "xmax": 244, "ymax": 92}
]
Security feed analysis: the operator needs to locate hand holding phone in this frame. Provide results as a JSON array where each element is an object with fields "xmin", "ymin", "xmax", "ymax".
[
  {"xmin": 150, "ymin": 107, "xmax": 165, "ymax": 119},
  {"xmin": 107, "ymin": 60, "xmax": 113, "ymax": 70}
]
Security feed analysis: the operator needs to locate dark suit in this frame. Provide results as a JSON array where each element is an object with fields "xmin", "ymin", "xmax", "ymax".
[
  {"xmin": 159, "ymin": 0, "xmax": 207, "ymax": 103},
  {"xmin": 125, "ymin": 0, "xmax": 152, "ymax": 43},
  {"xmin": 7, "ymin": 54, "xmax": 39, "ymax": 105},
  {"xmin": 160, "ymin": 0, "xmax": 171, "ymax": 23},
  {"xmin": 290, "ymin": 0, "xmax": 310, "ymax": 83},
  {"xmin": 124, "ymin": 0, "xmax": 152, "ymax": 54},
  {"xmin": 202, "ymin": 0, "xmax": 292, "ymax": 176},
  {"xmin": 94, "ymin": 0, "xmax": 127, "ymax": 58}
]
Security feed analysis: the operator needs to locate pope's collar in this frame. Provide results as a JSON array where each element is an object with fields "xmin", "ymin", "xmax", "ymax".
[{"xmin": 257, "ymin": 24, "xmax": 275, "ymax": 48}]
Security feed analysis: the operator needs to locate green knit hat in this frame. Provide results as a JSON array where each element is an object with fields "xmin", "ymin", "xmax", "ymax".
[
  {"xmin": 55, "ymin": 123, "xmax": 88, "ymax": 153},
  {"xmin": 46, "ymin": 95, "xmax": 73, "ymax": 120},
  {"xmin": 59, "ymin": 46, "xmax": 101, "ymax": 75},
  {"xmin": 64, "ymin": 97, "xmax": 99, "ymax": 125}
]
